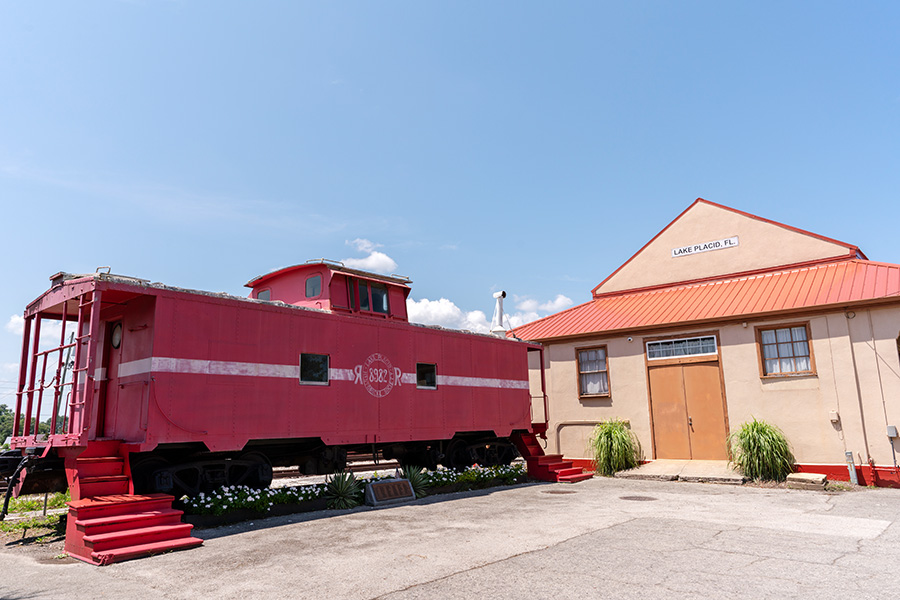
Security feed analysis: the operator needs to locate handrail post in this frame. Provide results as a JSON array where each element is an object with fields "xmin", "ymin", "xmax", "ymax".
[
  {"xmin": 23, "ymin": 314, "xmax": 42, "ymax": 438},
  {"xmin": 79, "ymin": 290, "xmax": 103, "ymax": 441},
  {"xmin": 13, "ymin": 315, "xmax": 32, "ymax": 438}
]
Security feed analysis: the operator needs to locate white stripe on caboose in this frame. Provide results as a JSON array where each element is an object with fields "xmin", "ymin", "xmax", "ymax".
[{"xmin": 115, "ymin": 357, "xmax": 528, "ymax": 390}]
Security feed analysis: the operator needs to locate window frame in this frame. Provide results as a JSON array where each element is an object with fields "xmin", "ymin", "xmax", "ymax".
[
  {"xmin": 646, "ymin": 335, "xmax": 718, "ymax": 361},
  {"xmin": 305, "ymin": 274, "xmax": 322, "ymax": 299},
  {"xmin": 299, "ymin": 353, "xmax": 330, "ymax": 385},
  {"xmin": 256, "ymin": 288, "xmax": 271, "ymax": 301},
  {"xmin": 576, "ymin": 345, "xmax": 611, "ymax": 399},
  {"xmin": 755, "ymin": 322, "xmax": 816, "ymax": 378},
  {"xmin": 416, "ymin": 363, "xmax": 437, "ymax": 390}
]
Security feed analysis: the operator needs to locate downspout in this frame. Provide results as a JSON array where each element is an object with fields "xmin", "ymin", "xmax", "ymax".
[{"xmin": 846, "ymin": 311, "xmax": 874, "ymax": 481}]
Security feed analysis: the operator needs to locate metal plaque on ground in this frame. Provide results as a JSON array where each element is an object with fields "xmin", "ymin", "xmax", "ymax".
[{"xmin": 364, "ymin": 478, "xmax": 415, "ymax": 507}]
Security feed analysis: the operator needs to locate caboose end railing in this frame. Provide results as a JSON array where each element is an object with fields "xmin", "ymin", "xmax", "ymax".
[{"xmin": 11, "ymin": 289, "xmax": 102, "ymax": 450}]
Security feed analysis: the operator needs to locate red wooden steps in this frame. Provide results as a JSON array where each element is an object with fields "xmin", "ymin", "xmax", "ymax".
[
  {"xmin": 511, "ymin": 430, "xmax": 594, "ymax": 483},
  {"xmin": 63, "ymin": 443, "xmax": 204, "ymax": 565}
]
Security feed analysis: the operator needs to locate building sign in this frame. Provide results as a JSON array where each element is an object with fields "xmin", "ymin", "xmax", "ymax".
[{"xmin": 672, "ymin": 236, "xmax": 739, "ymax": 258}]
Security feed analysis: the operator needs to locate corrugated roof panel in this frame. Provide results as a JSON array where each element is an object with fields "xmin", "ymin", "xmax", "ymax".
[{"xmin": 515, "ymin": 259, "xmax": 900, "ymax": 341}]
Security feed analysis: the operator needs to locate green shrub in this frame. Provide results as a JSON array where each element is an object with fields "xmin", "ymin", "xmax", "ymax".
[
  {"xmin": 325, "ymin": 471, "xmax": 363, "ymax": 509},
  {"xmin": 400, "ymin": 465, "xmax": 430, "ymax": 498},
  {"xmin": 729, "ymin": 418, "xmax": 795, "ymax": 481},
  {"xmin": 589, "ymin": 419, "xmax": 641, "ymax": 476}
]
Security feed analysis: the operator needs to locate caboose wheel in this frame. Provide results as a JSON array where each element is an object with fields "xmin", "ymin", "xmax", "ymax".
[
  {"xmin": 132, "ymin": 457, "xmax": 172, "ymax": 495},
  {"xmin": 228, "ymin": 452, "xmax": 274, "ymax": 489},
  {"xmin": 444, "ymin": 439, "xmax": 476, "ymax": 470}
]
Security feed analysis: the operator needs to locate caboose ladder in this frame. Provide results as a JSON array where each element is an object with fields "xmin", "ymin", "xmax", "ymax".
[
  {"xmin": 511, "ymin": 431, "xmax": 593, "ymax": 483},
  {"xmin": 64, "ymin": 441, "xmax": 202, "ymax": 565}
]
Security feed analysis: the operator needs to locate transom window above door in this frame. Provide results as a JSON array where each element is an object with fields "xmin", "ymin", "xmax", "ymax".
[{"xmin": 647, "ymin": 335, "xmax": 717, "ymax": 360}]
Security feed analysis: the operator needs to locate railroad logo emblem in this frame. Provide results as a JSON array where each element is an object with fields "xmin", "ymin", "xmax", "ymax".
[{"xmin": 355, "ymin": 353, "xmax": 400, "ymax": 398}]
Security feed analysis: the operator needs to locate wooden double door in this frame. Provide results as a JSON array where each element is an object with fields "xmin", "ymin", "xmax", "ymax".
[{"xmin": 648, "ymin": 361, "xmax": 729, "ymax": 460}]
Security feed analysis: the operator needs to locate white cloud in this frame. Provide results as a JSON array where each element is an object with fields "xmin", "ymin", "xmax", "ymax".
[
  {"xmin": 408, "ymin": 292, "xmax": 571, "ymax": 334},
  {"xmin": 539, "ymin": 294, "xmax": 573, "ymax": 312},
  {"xmin": 515, "ymin": 298, "xmax": 540, "ymax": 313},
  {"xmin": 513, "ymin": 294, "xmax": 573, "ymax": 315},
  {"xmin": 5, "ymin": 315, "xmax": 24, "ymax": 336},
  {"xmin": 343, "ymin": 251, "xmax": 399, "ymax": 275},
  {"xmin": 5, "ymin": 314, "xmax": 64, "ymax": 349},
  {"xmin": 406, "ymin": 298, "xmax": 491, "ymax": 333},
  {"xmin": 347, "ymin": 238, "xmax": 381, "ymax": 253},
  {"xmin": 341, "ymin": 239, "xmax": 399, "ymax": 275}
]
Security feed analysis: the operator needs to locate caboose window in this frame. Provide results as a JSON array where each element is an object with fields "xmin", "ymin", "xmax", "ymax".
[
  {"xmin": 306, "ymin": 275, "xmax": 322, "ymax": 298},
  {"xmin": 300, "ymin": 353, "xmax": 329, "ymax": 384},
  {"xmin": 370, "ymin": 284, "xmax": 389, "ymax": 314},
  {"xmin": 417, "ymin": 363, "xmax": 437, "ymax": 389},
  {"xmin": 257, "ymin": 289, "xmax": 271, "ymax": 301},
  {"xmin": 359, "ymin": 282, "xmax": 370, "ymax": 311}
]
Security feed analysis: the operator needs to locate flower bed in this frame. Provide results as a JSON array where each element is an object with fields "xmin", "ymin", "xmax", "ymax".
[{"xmin": 178, "ymin": 463, "xmax": 527, "ymax": 528}]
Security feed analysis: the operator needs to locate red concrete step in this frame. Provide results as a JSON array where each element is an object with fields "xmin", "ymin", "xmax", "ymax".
[
  {"xmin": 76, "ymin": 457, "xmax": 124, "ymax": 478},
  {"xmin": 553, "ymin": 467, "xmax": 585, "ymax": 478},
  {"xmin": 91, "ymin": 536, "xmax": 204, "ymax": 566},
  {"xmin": 535, "ymin": 454, "xmax": 565, "ymax": 465},
  {"xmin": 75, "ymin": 508, "xmax": 185, "ymax": 535},
  {"xmin": 69, "ymin": 494, "xmax": 176, "ymax": 519},
  {"xmin": 541, "ymin": 461, "xmax": 574, "ymax": 472},
  {"xmin": 79, "ymin": 475, "xmax": 130, "ymax": 497},
  {"xmin": 84, "ymin": 523, "xmax": 195, "ymax": 552},
  {"xmin": 558, "ymin": 472, "xmax": 594, "ymax": 483}
]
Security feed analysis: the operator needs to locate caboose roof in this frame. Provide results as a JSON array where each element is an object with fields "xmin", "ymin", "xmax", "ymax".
[{"xmin": 244, "ymin": 260, "xmax": 412, "ymax": 289}]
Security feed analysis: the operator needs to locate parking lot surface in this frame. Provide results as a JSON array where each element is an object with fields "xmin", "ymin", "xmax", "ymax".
[{"xmin": 2, "ymin": 477, "xmax": 899, "ymax": 599}]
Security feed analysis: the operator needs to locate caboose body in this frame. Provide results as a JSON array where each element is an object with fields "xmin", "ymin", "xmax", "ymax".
[
  {"xmin": 4, "ymin": 262, "xmax": 560, "ymax": 500},
  {"xmin": 1, "ymin": 262, "xmax": 592, "ymax": 564}
]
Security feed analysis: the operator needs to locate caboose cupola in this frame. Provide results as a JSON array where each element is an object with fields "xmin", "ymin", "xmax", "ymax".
[{"xmin": 245, "ymin": 259, "xmax": 412, "ymax": 321}]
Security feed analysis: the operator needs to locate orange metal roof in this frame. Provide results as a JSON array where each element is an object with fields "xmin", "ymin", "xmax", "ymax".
[{"xmin": 515, "ymin": 259, "xmax": 900, "ymax": 342}]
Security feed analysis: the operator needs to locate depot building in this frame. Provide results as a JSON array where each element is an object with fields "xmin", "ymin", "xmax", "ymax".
[{"xmin": 516, "ymin": 199, "xmax": 900, "ymax": 485}]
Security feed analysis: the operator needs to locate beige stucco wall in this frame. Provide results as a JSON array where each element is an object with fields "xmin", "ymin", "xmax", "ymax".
[
  {"xmin": 596, "ymin": 202, "xmax": 853, "ymax": 294},
  {"xmin": 537, "ymin": 306, "xmax": 900, "ymax": 467}
]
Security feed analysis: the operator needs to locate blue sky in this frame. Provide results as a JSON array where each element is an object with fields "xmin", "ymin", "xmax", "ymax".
[{"xmin": 1, "ymin": 2, "xmax": 899, "ymax": 408}]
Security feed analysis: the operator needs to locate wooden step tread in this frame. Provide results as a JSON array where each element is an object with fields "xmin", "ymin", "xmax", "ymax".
[
  {"xmin": 77, "ymin": 457, "xmax": 124, "ymax": 464},
  {"xmin": 84, "ymin": 522, "xmax": 194, "ymax": 544},
  {"xmin": 80, "ymin": 474, "xmax": 130, "ymax": 483},
  {"xmin": 69, "ymin": 493, "xmax": 175, "ymax": 510},
  {"xmin": 76, "ymin": 508, "xmax": 183, "ymax": 528},
  {"xmin": 91, "ymin": 536, "xmax": 203, "ymax": 565},
  {"xmin": 558, "ymin": 473, "xmax": 594, "ymax": 483}
]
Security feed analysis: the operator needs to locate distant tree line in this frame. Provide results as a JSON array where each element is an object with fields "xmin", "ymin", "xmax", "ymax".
[{"xmin": 0, "ymin": 405, "xmax": 64, "ymax": 448}]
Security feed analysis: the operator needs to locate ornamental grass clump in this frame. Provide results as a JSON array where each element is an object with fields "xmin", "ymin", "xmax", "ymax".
[
  {"xmin": 399, "ymin": 465, "xmax": 430, "ymax": 498},
  {"xmin": 729, "ymin": 418, "xmax": 795, "ymax": 482},
  {"xmin": 325, "ymin": 471, "xmax": 364, "ymax": 509},
  {"xmin": 590, "ymin": 419, "xmax": 641, "ymax": 476}
]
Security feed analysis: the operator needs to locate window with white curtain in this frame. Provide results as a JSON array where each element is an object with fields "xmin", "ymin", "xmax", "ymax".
[
  {"xmin": 759, "ymin": 324, "xmax": 813, "ymax": 376},
  {"xmin": 577, "ymin": 346, "xmax": 609, "ymax": 397}
]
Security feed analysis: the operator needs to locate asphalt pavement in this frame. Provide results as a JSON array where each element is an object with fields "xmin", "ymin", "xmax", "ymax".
[{"xmin": 2, "ymin": 476, "xmax": 899, "ymax": 600}]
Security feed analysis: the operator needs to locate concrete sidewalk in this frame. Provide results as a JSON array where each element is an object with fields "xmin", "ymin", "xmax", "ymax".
[
  {"xmin": 4, "ymin": 476, "xmax": 899, "ymax": 599},
  {"xmin": 615, "ymin": 459, "xmax": 746, "ymax": 484}
]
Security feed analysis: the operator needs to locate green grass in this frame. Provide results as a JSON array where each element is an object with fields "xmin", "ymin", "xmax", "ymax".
[
  {"xmin": 589, "ymin": 419, "xmax": 642, "ymax": 476},
  {"xmin": 4, "ymin": 491, "xmax": 70, "ymax": 514},
  {"xmin": 0, "ymin": 513, "xmax": 65, "ymax": 538},
  {"xmin": 729, "ymin": 418, "xmax": 795, "ymax": 482}
]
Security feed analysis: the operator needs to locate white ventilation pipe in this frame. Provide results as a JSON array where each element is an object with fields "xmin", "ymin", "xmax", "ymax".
[{"xmin": 490, "ymin": 291, "xmax": 508, "ymax": 337}]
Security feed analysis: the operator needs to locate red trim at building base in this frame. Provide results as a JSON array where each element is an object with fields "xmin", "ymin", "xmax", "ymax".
[
  {"xmin": 562, "ymin": 458, "xmax": 900, "ymax": 488},
  {"xmin": 794, "ymin": 464, "xmax": 900, "ymax": 488}
]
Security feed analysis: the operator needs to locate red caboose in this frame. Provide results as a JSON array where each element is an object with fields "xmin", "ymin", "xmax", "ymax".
[{"xmin": 4, "ymin": 262, "xmax": 558, "ymax": 499}]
